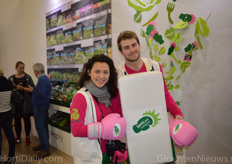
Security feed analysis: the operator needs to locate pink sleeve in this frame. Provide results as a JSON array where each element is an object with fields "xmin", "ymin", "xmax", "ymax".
[
  {"xmin": 70, "ymin": 93, "xmax": 88, "ymax": 137},
  {"xmin": 111, "ymin": 92, "xmax": 123, "ymax": 116},
  {"xmin": 159, "ymin": 64, "xmax": 183, "ymax": 118}
]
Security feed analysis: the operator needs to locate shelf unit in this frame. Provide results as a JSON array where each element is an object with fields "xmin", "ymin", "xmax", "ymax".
[{"xmin": 45, "ymin": 0, "xmax": 111, "ymax": 157}]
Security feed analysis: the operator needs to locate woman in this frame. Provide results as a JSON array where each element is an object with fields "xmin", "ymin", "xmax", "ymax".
[
  {"xmin": 9, "ymin": 61, "xmax": 34, "ymax": 145},
  {"xmin": 70, "ymin": 54, "xmax": 126, "ymax": 164},
  {"xmin": 0, "ymin": 67, "xmax": 15, "ymax": 164}
]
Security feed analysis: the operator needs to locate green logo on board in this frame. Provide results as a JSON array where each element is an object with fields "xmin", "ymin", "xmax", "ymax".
[{"xmin": 133, "ymin": 110, "xmax": 161, "ymax": 133}]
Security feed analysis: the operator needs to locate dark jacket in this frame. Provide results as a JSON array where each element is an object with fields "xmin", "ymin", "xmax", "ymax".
[
  {"xmin": 0, "ymin": 75, "xmax": 12, "ymax": 91},
  {"xmin": 9, "ymin": 74, "xmax": 35, "ymax": 114}
]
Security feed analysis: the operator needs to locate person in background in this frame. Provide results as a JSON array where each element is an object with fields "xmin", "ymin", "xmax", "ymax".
[
  {"xmin": 0, "ymin": 67, "xmax": 15, "ymax": 164},
  {"xmin": 70, "ymin": 54, "xmax": 126, "ymax": 164},
  {"xmin": 9, "ymin": 61, "xmax": 34, "ymax": 145},
  {"xmin": 24, "ymin": 63, "xmax": 51, "ymax": 159},
  {"xmin": 117, "ymin": 30, "xmax": 184, "ymax": 163}
]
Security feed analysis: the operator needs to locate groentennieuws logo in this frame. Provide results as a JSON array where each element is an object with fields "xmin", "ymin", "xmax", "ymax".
[{"xmin": 133, "ymin": 110, "xmax": 161, "ymax": 133}]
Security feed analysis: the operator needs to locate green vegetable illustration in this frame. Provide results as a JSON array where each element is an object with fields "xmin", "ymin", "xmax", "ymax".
[
  {"xmin": 128, "ymin": 0, "xmax": 162, "ymax": 23},
  {"xmin": 128, "ymin": 0, "xmax": 161, "ymax": 12}
]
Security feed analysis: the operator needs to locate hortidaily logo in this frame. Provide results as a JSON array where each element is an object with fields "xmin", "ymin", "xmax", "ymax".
[{"xmin": 133, "ymin": 110, "xmax": 161, "ymax": 133}]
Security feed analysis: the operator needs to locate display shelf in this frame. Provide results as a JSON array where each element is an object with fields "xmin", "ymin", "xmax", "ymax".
[
  {"xmin": 50, "ymin": 103, "xmax": 70, "ymax": 114},
  {"xmin": 46, "ymin": 9, "xmax": 109, "ymax": 33},
  {"xmin": 47, "ymin": 34, "xmax": 111, "ymax": 51}
]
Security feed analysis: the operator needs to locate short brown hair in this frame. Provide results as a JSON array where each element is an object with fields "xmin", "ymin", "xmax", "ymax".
[{"xmin": 117, "ymin": 30, "xmax": 140, "ymax": 52}]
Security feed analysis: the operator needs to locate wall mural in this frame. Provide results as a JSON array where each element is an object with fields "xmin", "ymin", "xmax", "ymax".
[{"xmin": 127, "ymin": 0, "xmax": 210, "ymax": 107}]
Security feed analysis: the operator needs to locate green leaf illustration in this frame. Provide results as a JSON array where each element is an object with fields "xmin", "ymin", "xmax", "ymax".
[
  {"xmin": 165, "ymin": 74, "xmax": 175, "ymax": 81},
  {"xmin": 176, "ymin": 74, "xmax": 181, "ymax": 81},
  {"xmin": 134, "ymin": 11, "xmax": 142, "ymax": 23},
  {"xmin": 172, "ymin": 33, "xmax": 182, "ymax": 43},
  {"xmin": 165, "ymin": 66, "xmax": 176, "ymax": 75},
  {"xmin": 143, "ymin": 12, "xmax": 159, "ymax": 27},
  {"xmin": 175, "ymin": 46, "xmax": 180, "ymax": 51},
  {"xmin": 154, "ymin": 55, "xmax": 161, "ymax": 62},
  {"xmin": 174, "ymin": 84, "xmax": 180, "ymax": 89},
  {"xmin": 155, "ymin": 0, "xmax": 162, "ymax": 5},
  {"xmin": 174, "ymin": 20, "xmax": 188, "ymax": 29},
  {"xmin": 153, "ymin": 43, "xmax": 159, "ymax": 51},
  {"xmin": 149, "ymin": 37, "xmax": 153, "ymax": 45},
  {"xmin": 180, "ymin": 61, "xmax": 191, "ymax": 73},
  {"xmin": 161, "ymin": 62, "xmax": 167, "ymax": 68},
  {"xmin": 195, "ymin": 28, "xmax": 203, "ymax": 49},
  {"xmin": 171, "ymin": 53, "xmax": 182, "ymax": 65},
  {"xmin": 166, "ymin": 82, "xmax": 174, "ymax": 90},
  {"xmin": 159, "ymin": 47, "xmax": 165, "ymax": 55},
  {"xmin": 196, "ymin": 17, "xmax": 209, "ymax": 37},
  {"xmin": 141, "ymin": 29, "xmax": 146, "ymax": 37},
  {"xmin": 164, "ymin": 27, "xmax": 176, "ymax": 40}
]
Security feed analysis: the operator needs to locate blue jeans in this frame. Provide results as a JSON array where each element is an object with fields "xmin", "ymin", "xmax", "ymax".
[{"xmin": 34, "ymin": 104, "xmax": 50, "ymax": 151}]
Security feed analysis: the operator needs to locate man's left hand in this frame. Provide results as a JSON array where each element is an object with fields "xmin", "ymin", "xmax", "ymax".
[{"xmin": 175, "ymin": 115, "xmax": 184, "ymax": 120}]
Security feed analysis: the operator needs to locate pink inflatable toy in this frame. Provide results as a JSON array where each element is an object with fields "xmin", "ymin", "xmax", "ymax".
[{"xmin": 169, "ymin": 119, "xmax": 198, "ymax": 147}]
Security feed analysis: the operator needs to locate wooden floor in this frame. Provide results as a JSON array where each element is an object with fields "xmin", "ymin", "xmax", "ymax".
[{"xmin": 1, "ymin": 129, "xmax": 73, "ymax": 164}]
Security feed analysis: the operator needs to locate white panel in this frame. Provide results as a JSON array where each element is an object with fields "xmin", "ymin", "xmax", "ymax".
[{"xmin": 119, "ymin": 72, "xmax": 173, "ymax": 164}]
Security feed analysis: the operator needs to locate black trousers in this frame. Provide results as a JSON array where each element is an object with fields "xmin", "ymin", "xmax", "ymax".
[
  {"xmin": 0, "ymin": 110, "xmax": 15, "ymax": 159},
  {"xmin": 13, "ymin": 104, "xmax": 31, "ymax": 138}
]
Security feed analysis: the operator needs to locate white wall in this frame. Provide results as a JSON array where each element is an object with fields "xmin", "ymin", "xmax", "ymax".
[
  {"xmin": 0, "ymin": 0, "xmax": 70, "ymax": 82},
  {"xmin": 0, "ymin": 0, "xmax": 232, "ymax": 163}
]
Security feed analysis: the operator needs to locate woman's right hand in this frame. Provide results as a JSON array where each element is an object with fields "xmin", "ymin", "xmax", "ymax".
[{"xmin": 16, "ymin": 83, "xmax": 24, "ymax": 90}]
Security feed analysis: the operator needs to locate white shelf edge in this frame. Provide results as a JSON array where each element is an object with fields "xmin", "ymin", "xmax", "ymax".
[
  {"xmin": 50, "ymin": 103, "xmax": 70, "ymax": 114},
  {"xmin": 47, "ymin": 64, "xmax": 83, "ymax": 70}
]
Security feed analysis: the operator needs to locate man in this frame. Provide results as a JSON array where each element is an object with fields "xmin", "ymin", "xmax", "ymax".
[
  {"xmin": 117, "ymin": 31, "xmax": 183, "ymax": 163},
  {"xmin": 25, "ymin": 63, "xmax": 51, "ymax": 159},
  {"xmin": 117, "ymin": 30, "xmax": 183, "ymax": 120},
  {"xmin": 0, "ymin": 67, "xmax": 15, "ymax": 164}
]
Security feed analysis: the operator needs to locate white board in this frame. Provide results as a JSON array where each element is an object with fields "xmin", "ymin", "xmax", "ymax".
[{"xmin": 118, "ymin": 72, "xmax": 173, "ymax": 164}]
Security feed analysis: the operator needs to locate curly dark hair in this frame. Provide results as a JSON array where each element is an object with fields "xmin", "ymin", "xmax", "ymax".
[{"xmin": 78, "ymin": 54, "xmax": 118, "ymax": 98}]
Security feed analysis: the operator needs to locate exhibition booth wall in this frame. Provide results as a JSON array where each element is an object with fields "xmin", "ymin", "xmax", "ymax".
[{"xmin": 0, "ymin": 0, "xmax": 232, "ymax": 163}]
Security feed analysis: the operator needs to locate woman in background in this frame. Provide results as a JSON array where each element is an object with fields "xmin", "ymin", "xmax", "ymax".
[{"xmin": 9, "ymin": 61, "xmax": 34, "ymax": 145}]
